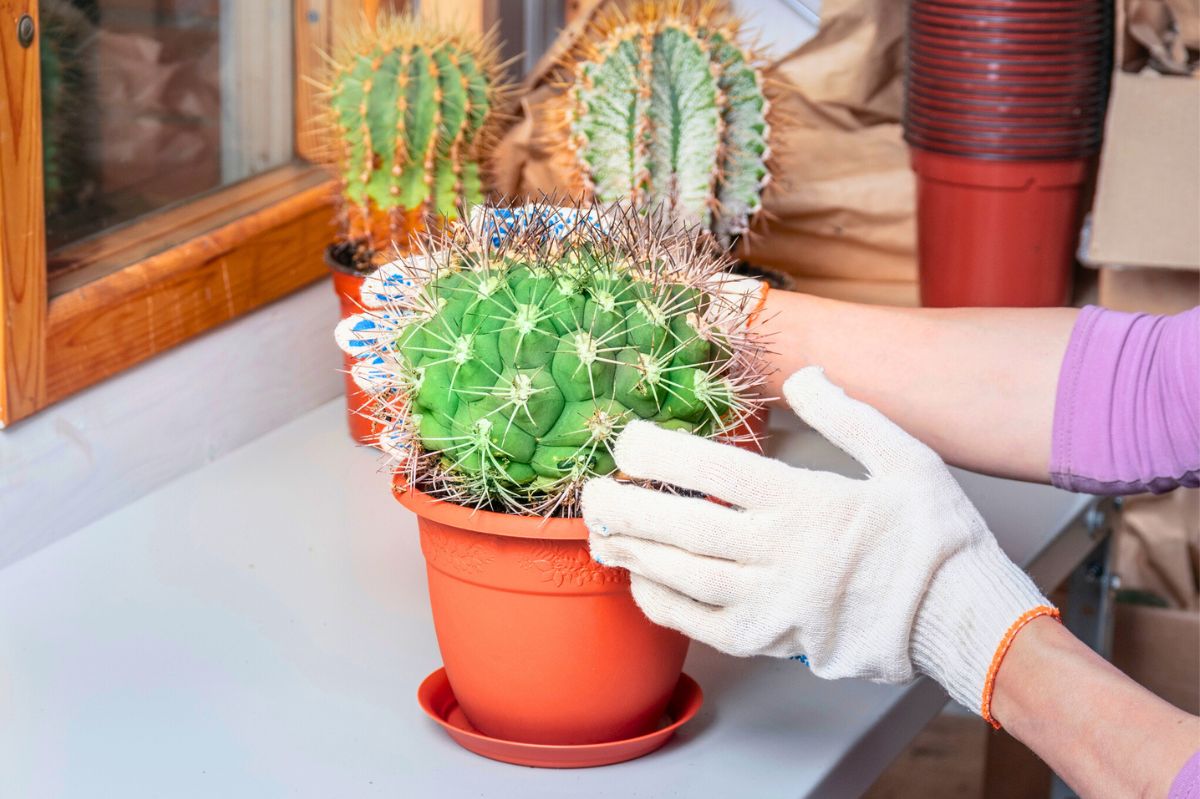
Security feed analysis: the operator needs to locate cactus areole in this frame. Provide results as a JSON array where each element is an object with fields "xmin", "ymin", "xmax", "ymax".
[
  {"xmin": 325, "ymin": 14, "xmax": 505, "ymax": 265},
  {"xmin": 366, "ymin": 203, "xmax": 767, "ymax": 516},
  {"xmin": 559, "ymin": 1, "xmax": 772, "ymax": 244}
]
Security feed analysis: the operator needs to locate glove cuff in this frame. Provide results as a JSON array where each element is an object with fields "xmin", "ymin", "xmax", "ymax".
[{"xmin": 910, "ymin": 539, "xmax": 1053, "ymax": 723}]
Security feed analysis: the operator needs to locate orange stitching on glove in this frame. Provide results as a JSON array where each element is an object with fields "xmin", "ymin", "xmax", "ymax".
[
  {"xmin": 981, "ymin": 605, "xmax": 1062, "ymax": 729},
  {"xmin": 747, "ymin": 283, "xmax": 770, "ymax": 328}
]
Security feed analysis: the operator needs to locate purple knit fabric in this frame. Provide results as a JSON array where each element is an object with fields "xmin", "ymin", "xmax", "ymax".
[
  {"xmin": 1050, "ymin": 306, "xmax": 1199, "ymax": 495},
  {"xmin": 1169, "ymin": 751, "xmax": 1200, "ymax": 799}
]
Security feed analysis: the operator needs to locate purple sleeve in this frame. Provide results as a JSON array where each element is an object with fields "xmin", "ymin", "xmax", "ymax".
[
  {"xmin": 1050, "ymin": 305, "xmax": 1199, "ymax": 495},
  {"xmin": 1169, "ymin": 751, "xmax": 1200, "ymax": 799}
]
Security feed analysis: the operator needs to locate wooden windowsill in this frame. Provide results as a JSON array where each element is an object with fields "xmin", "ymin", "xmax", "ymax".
[
  {"xmin": 49, "ymin": 164, "xmax": 332, "ymax": 296},
  {"xmin": 37, "ymin": 166, "xmax": 338, "ymax": 417}
]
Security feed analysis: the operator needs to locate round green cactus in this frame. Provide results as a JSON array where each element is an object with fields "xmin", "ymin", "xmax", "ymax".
[
  {"xmin": 560, "ymin": 0, "xmax": 772, "ymax": 245},
  {"xmin": 370, "ymin": 203, "xmax": 767, "ymax": 515},
  {"xmin": 324, "ymin": 12, "xmax": 505, "ymax": 255}
]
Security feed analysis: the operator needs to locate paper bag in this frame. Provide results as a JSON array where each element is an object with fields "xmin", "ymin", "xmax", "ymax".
[
  {"xmin": 1115, "ymin": 489, "xmax": 1200, "ymax": 610},
  {"xmin": 1125, "ymin": 0, "xmax": 1199, "ymax": 74}
]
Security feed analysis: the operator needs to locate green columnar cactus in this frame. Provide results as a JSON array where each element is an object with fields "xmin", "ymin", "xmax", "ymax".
[
  {"xmin": 373, "ymin": 203, "xmax": 766, "ymax": 515},
  {"xmin": 40, "ymin": 0, "xmax": 93, "ymax": 218},
  {"xmin": 562, "ymin": 1, "xmax": 772, "ymax": 244},
  {"xmin": 326, "ymin": 13, "xmax": 504, "ymax": 257}
]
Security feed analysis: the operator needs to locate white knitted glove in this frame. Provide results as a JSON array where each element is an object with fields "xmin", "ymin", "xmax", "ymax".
[{"xmin": 583, "ymin": 367, "xmax": 1055, "ymax": 720}]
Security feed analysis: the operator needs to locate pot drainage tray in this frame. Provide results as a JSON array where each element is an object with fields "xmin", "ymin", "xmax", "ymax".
[{"xmin": 418, "ymin": 668, "xmax": 703, "ymax": 768}]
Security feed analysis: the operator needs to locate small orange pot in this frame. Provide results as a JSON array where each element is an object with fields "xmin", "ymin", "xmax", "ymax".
[
  {"xmin": 394, "ymin": 478, "xmax": 690, "ymax": 746},
  {"xmin": 327, "ymin": 211, "xmax": 430, "ymax": 444},
  {"xmin": 329, "ymin": 265, "xmax": 376, "ymax": 445}
]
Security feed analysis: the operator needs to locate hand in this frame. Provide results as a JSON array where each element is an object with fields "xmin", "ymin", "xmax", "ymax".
[{"xmin": 583, "ymin": 367, "xmax": 1055, "ymax": 720}]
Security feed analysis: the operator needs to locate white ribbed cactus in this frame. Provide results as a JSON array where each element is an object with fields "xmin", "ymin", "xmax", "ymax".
[{"xmin": 556, "ymin": 1, "xmax": 772, "ymax": 244}]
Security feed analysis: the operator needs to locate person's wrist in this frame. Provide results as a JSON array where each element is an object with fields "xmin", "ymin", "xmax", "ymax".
[
  {"xmin": 761, "ymin": 291, "xmax": 817, "ymax": 403},
  {"xmin": 988, "ymin": 614, "xmax": 1065, "ymax": 727},
  {"xmin": 910, "ymin": 535, "xmax": 1055, "ymax": 723}
]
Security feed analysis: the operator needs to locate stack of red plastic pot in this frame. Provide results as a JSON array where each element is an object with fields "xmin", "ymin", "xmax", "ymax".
[{"xmin": 904, "ymin": 0, "xmax": 1113, "ymax": 306}]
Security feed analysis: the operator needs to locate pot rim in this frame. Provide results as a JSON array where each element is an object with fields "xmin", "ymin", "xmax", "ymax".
[
  {"xmin": 393, "ymin": 475, "xmax": 587, "ymax": 540},
  {"xmin": 325, "ymin": 241, "xmax": 379, "ymax": 278}
]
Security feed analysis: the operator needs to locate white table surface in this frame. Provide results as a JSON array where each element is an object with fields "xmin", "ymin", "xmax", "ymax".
[{"xmin": 0, "ymin": 402, "xmax": 1096, "ymax": 798}]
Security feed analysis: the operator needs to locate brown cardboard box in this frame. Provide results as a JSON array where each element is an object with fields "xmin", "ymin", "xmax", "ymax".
[
  {"xmin": 1098, "ymin": 267, "xmax": 1200, "ymax": 314},
  {"xmin": 1086, "ymin": 73, "xmax": 1200, "ymax": 275},
  {"xmin": 1115, "ymin": 489, "xmax": 1199, "ymax": 608},
  {"xmin": 1083, "ymin": 0, "xmax": 1200, "ymax": 312},
  {"xmin": 1111, "ymin": 487, "xmax": 1199, "ymax": 715},
  {"xmin": 1113, "ymin": 603, "xmax": 1200, "ymax": 714},
  {"xmin": 1085, "ymin": 75, "xmax": 1199, "ymax": 314}
]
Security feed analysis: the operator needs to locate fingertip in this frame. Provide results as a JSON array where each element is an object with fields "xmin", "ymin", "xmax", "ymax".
[
  {"xmin": 627, "ymin": 575, "xmax": 704, "ymax": 638},
  {"xmin": 612, "ymin": 419, "xmax": 650, "ymax": 474},
  {"xmin": 613, "ymin": 419, "xmax": 683, "ymax": 477},
  {"xmin": 581, "ymin": 476, "xmax": 621, "ymax": 534},
  {"xmin": 349, "ymin": 361, "xmax": 390, "ymax": 395},
  {"xmin": 782, "ymin": 366, "xmax": 923, "ymax": 475},
  {"xmin": 587, "ymin": 534, "xmax": 640, "ymax": 574},
  {"xmin": 587, "ymin": 535, "xmax": 612, "ymax": 565},
  {"xmin": 781, "ymin": 366, "xmax": 834, "ymax": 407}
]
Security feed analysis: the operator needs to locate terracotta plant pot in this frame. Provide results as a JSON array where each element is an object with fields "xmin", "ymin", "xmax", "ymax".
[
  {"xmin": 907, "ymin": 91, "xmax": 1107, "ymax": 123},
  {"xmin": 911, "ymin": 148, "xmax": 1091, "ymax": 307},
  {"xmin": 395, "ymin": 479, "xmax": 690, "ymax": 746},
  {"xmin": 326, "ymin": 246, "xmax": 376, "ymax": 445}
]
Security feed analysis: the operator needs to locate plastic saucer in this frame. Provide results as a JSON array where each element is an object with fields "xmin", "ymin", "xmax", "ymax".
[{"xmin": 418, "ymin": 668, "xmax": 703, "ymax": 768}]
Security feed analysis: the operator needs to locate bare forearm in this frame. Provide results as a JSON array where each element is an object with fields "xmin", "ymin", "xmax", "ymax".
[
  {"xmin": 759, "ymin": 290, "xmax": 1078, "ymax": 481},
  {"xmin": 991, "ymin": 617, "xmax": 1199, "ymax": 798}
]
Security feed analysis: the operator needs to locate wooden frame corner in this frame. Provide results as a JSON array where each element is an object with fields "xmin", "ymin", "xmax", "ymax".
[
  {"xmin": 0, "ymin": 0, "xmax": 48, "ymax": 426},
  {"xmin": 0, "ymin": 0, "xmax": 370, "ymax": 426}
]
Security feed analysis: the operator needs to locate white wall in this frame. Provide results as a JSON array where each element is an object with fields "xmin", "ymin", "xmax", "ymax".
[
  {"xmin": 731, "ymin": 0, "xmax": 821, "ymax": 58},
  {"xmin": 0, "ymin": 282, "xmax": 344, "ymax": 570}
]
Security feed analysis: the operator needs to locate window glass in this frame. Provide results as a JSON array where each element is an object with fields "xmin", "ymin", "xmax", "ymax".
[
  {"xmin": 491, "ymin": 0, "xmax": 564, "ymax": 81},
  {"xmin": 40, "ymin": 0, "xmax": 294, "ymax": 262}
]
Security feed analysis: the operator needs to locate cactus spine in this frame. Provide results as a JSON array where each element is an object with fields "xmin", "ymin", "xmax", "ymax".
[
  {"xmin": 560, "ymin": 1, "xmax": 772, "ymax": 244},
  {"xmin": 365, "ymin": 202, "xmax": 767, "ymax": 516},
  {"xmin": 326, "ymin": 13, "xmax": 504, "ymax": 259}
]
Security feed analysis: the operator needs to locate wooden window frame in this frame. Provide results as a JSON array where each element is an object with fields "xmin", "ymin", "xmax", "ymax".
[
  {"xmin": 0, "ymin": 0, "xmax": 344, "ymax": 426},
  {"xmin": 0, "ymin": 0, "xmax": 492, "ymax": 427}
]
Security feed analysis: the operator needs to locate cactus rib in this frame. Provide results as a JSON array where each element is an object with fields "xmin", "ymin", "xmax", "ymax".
[
  {"xmin": 323, "ymin": 13, "xmax": 506, "ymax": 258},
  {"xmin": 559, "ymin": 1, "xmax": 772, "ymax": 245}
]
